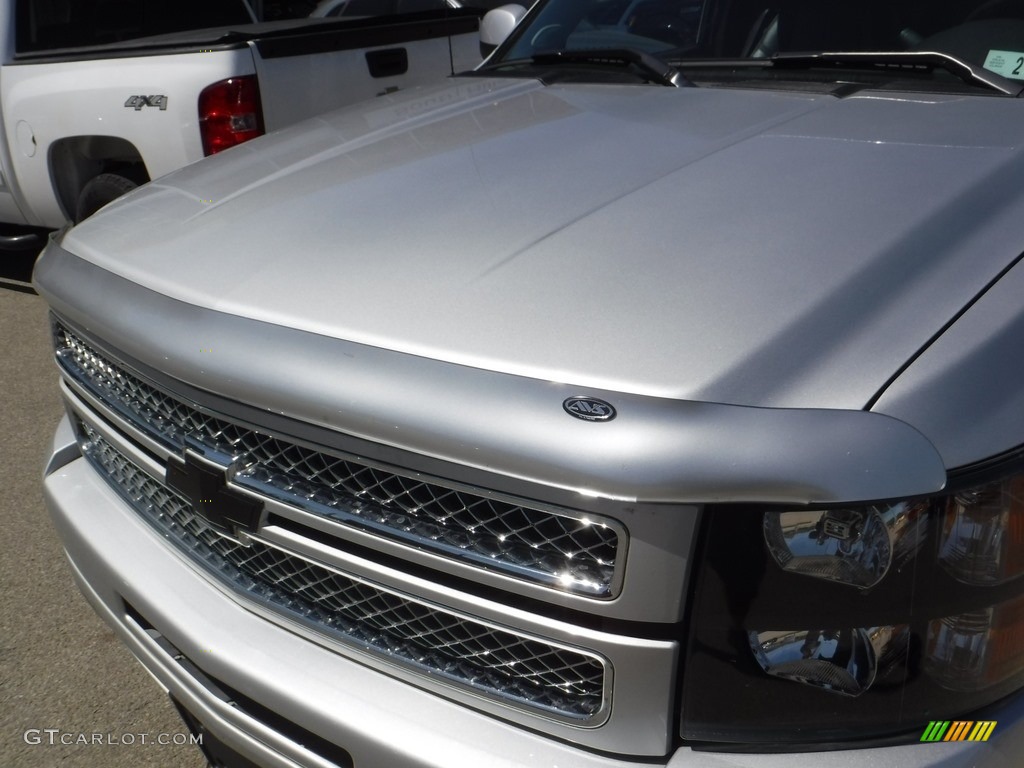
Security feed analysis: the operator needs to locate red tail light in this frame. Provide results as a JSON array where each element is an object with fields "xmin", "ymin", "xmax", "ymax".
[{"xmin": 198, "ymin": 76, "xmax": 265, "ymax": 156}]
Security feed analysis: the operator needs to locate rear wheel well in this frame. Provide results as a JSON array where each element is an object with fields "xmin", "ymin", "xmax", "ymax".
[{"xmin": 49, "ymin": 136, "xmax": 150, "ymax": 222}]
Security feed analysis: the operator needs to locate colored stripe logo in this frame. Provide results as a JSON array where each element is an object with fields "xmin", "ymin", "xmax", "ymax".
[{"xmin": 921, "ymin": 721, "xmax": 997, "ymax": 742}]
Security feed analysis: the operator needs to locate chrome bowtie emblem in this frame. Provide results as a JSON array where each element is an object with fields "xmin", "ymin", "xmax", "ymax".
[{"xmin": 563, "ymin": 397, "xmax": 616, "ymax": 422}]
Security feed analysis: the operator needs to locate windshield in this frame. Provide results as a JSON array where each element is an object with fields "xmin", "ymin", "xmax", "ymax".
[{"xmin": 493, "ymin": 0, "xmax": 1024, "ymax": 90}]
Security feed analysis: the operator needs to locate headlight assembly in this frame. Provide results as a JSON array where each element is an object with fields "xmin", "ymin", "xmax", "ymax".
[{"xmin": 681, "ymin": 465, "xmax": 1024, "ymax": 747}]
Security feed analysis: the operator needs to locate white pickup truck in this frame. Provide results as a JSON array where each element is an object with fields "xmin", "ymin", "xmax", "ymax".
[{"xmin": 0, "ymin": 0, "xmax": 482, "ymax": 247}]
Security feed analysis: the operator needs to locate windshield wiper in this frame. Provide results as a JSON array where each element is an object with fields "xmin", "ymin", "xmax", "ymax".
[
  {"xmin": 532, "ymin": 48, "xmax": 693, "ymax": 87},
  {"xmin": 771, "ymin": 51, "xmax": 1023, "ymax": 96}
]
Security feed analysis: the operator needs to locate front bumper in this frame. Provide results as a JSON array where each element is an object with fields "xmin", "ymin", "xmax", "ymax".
[{"xmin": 44, "ymin": 415, "xmax": 1024, "ymax": 768}]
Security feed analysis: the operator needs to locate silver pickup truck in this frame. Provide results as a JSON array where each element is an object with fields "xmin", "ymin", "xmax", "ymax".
[{"xmin": 35, "ymin": 0, "xmax": 1024, "ymax": 766}]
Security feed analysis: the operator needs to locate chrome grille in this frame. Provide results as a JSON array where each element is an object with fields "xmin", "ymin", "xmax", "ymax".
[
  {"xmin": 53, "ymin": 321, "xmax": 623, "ymax": 597},
  {"xmin": 78, "ymin": 421, "xmax": 607, "ymax": 720}
]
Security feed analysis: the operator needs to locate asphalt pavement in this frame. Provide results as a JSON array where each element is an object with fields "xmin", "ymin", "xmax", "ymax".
[{"xmin": 1, "ymin": 246, "xmax": 205, "ymax": 768}]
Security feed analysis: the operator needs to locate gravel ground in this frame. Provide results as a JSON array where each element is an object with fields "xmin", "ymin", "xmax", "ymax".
[{"xmin": 1, "ymin": 247, "xmax": 205, "ymax": 768}]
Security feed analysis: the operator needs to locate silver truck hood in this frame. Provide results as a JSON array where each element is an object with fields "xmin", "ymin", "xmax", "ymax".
[{"xmin": 63, "ymin": 77, "xmax": 1024, "ymax": 409}]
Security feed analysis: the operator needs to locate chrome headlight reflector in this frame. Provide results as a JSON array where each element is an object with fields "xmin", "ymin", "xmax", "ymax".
[
  {"xmin": 763, "ymin": 501, "xmax": 928, "ymax": 589},
  {"xmin": 749, "ymin": 625, "xmax": 910, "ymax": 697}
]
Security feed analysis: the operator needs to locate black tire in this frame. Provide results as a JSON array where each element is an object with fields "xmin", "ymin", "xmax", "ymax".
[{"xmin": 75, "ymin": 173, "xmax": 139, "ymax": 222}]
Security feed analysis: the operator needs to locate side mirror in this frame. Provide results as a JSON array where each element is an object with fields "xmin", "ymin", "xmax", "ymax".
[{"xmin": 479, "ymin": 4, "xmax": 527, "ymax": 60}]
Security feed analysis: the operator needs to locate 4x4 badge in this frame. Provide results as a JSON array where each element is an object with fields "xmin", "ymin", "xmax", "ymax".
[
  {"xmin": 563, "ymin": 397, "xmax": 616, "ymax": 422},
  {"xmin": 124, "ymin": 95, "xmax": 168, "ymax": 111}
]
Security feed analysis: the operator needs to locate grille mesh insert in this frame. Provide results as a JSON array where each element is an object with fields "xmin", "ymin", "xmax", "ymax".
[
  {"xmin": 79, "ymin": 421, "xmax": 607, "ymax": 720},
  {"xmin": 53, "ymin": 322, "xmax": 622, "ymax": 597}
]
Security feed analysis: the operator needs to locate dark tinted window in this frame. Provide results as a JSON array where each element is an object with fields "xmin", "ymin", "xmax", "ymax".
[
  {"xmin": 16, "ymin": 0, "xmax": 254, "ymax": 53},
  {"xmin": 331, "ymin": 0, "xmax": 397, "ymax": 16},
  {"xmin": 395, "ymin": 0, "xmax": 446, "ymax": 12}
]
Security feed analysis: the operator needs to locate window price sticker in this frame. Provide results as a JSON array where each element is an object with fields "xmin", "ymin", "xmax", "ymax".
[{"xmin": 983, "ymin": 50, "xmax": 1024, "ymax": 80}]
